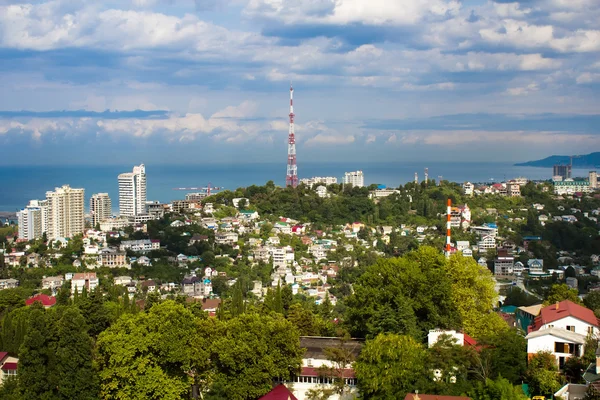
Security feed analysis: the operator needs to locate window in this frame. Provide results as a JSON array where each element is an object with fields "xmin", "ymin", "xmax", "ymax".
[
  {"xmin": 567, "ymin": 326, "xmax": 575, "ymax": 332},
  {"xmin": 306, "ymin": 358, "xmax": 313, "ymax": 367},
  {"xmin": 589, "ymin": 326, "xmax": 594, "ymax": 334},
  {"xmin": 548, "ymin": 324, "xmax": 554, "ymax": 328}
]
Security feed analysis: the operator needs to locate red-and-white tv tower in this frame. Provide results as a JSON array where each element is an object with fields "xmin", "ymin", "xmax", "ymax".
[{"xmin": 286, "ymin": 83, "xmax": 298, "ymax": 188}]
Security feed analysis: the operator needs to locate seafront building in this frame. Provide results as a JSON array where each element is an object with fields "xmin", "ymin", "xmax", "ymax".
[
  {"xmin": 343, "ymin": 171, "xmax": 365, "ymax": 188},
  {"xmin": 299, "ymin": 177, "xmax": 338, "ymax": 188},
  {"xmin": 553, "ymin": 179, "xmax": 591, "ymax": 195},
  {"xmin": 17, "ymin": 200, "xmax": 48, "ymax": 240},
  {"xmin": 118, "ymin": 164, "xmax": 147, "ymax": 217},
  {"xmin": 589, "ymin": 171, "xmax": 598, "ymax": 189},
  {"xmin": 90, "ymin": 193, "xmax": 112, "ymax": 227},
  {"xmin": 46, "ymin": 185, "xmax": 85, "ymax": 240}
]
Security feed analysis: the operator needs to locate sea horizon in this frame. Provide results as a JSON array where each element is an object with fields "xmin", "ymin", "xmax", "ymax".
[{"xmin": 0, "ymin": 161, "xmax": 590, "ymax": 213}]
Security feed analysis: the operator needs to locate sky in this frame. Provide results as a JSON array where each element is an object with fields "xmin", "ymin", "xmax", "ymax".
[{"xmin": 0, "ymin": 0, "xmax": 599, "ymax": 165}]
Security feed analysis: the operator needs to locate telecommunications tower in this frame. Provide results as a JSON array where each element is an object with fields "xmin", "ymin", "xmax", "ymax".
[{"xmin": 286, "ymin": 84, "xmax": 298, "ymax": 188}]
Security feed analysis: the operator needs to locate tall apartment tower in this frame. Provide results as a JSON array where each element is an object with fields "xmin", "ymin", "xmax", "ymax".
[
  {"xmin": 46, "ymin": 185, "xmax": 85, "ymax": 240},
  {"xmin": 590, "ymin": 171, "xmax": 598, "ymax": 189},
  {"xmin": 118, "ymin": 164, "xmax": 147, "ymax": 217},
  {"xmin": 90, "ymin": 193, "xmax": 112, "ymax": 227},
  {"xmin": 17, "ymin": 199, "xmax": 48, "ymax": 241},
  {"xmin": 343, "ymin": 171, "xmax": 365, "ymax": 188}
]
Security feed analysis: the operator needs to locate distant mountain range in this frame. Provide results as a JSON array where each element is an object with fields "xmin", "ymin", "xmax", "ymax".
[{"xmin": 515, "ymin": 152, "xmax": 600, "ymax": 168}]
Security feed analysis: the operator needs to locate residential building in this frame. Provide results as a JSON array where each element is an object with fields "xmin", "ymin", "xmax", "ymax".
[
  {"xmin": 118, "ymin": 164, "xmax": 147, "ymax": 217},
  {"xmin": 528, "ymin": 259, "xmax": 544, "ymax": 275},
  {"xmin": 494, "ymin": 249, "xmax": 515, "ymax": 275},
  {"xmin": 506, "ymin": 181, "xmax": 521, "ymax": 197},
  {"xmin": 42, "ymin": 276, "xmax": 64, "ymax": 293},
  {"xmin": 315, "ymin": 186, "xmax": 329, "ymax": 198},
  {"xmin": 449, "ymin": 204, "xmax": 471, "ymax": 229},
  {"xmin": 90, "ymin": 193, "xmax": 112, "ymax": 227},
  {"xmin": 17, "ymin": 200, "xmax": 48, "ymax": 241},
  {"xmin": 25, "ymin": 294, "xmax": 56, "ymax": 308},
  {"xmin": 299, "ymin": 176, "xmax": 337, "ymax": 188},
  {"xmin": 343, "ymin": 171, "xmax": 364, "ymax": 188},
  {"xmin": 71, "ymin": 272, "xmax": 98, "ymax": 294},
  {"xmin": 516, "ymin": 304, "xmax": 543, "ymax": 332},
  {"xmin": 288, "ymin": 337, "xmax": 362, "ymax": 400},
  {"xmin": 554, "ymin": 164, "xmax": 571, "ymax": 180},
  {"xmin": 46, "ymin": 185, "xmax": 85, "ymax": 240},
  {"xmin": 119, "ymin": 239, "xmax": 160, "ymax": 252},
  {"xmin": 526, "ymin": 300, "xmax": 599, "ymax": 367},
  {"xmin": 590, "ymin": 171, "xmax": 598, "ymax": 189},
  {"xmin": 427, "ymin": 329, "xmax": 477, "ymax": 348},
  {"xmin": 97, "ymin": 248, "xmax": 128, "ymax": 268},
  {"xmin": 463, "ymin": 182, "xmax": 474, "ymax": 196},
  {"xmin": 368, "ymin": 188, "xmax": 400, "ymax": 199},
  {"xmin": 99, "ymin": 216, "xmax": 131, "ymax": 231},
  {"xmin": 477, "ymin": 235, "xmax": 497, "ymax": 251},
  {"xmin": 0, "ymin": 279, "xmax": 19, "ymax": 290},
  {"xmin": 554, "ymin": 180, "xmax": 591, "ymax": 195},
  {"xmin": 0, "ymin": 352, "xmax": 18, "ymax": 386}
]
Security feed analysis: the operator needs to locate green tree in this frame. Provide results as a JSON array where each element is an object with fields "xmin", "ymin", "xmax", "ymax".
[
  {"xmin": 345, "ymin": 247, "xmax": 461, "ymax": 339},
  {"xmin": 468, "ymin": 377, "xmax": 528, "ymax": 400},
  {"xmin": 55, "ymin": 307, "xmax": 98, "ymax": 399},
  {"xmin": 355, "ymin": 333, "xmax": 428, "ymax": 399},
  {"xmin": 544, "ymin": 284, "xmax": 582, "ymax": 305},
  {"xmin": 526, "ymin": 351, "xmax": 561, "ymax": 397},
  {"xmin": 479, "ymin": 329, "xmax": 527, "ymax": 384},
  {"xmin": 208, "ymin": 313, "xmax": 303, "ymax": 400},
  {"xmin": 97, "ymin": 301, "xmax": 213, "ymax": 400},
  {"xmin": 18, "ymin": 305, "xmax": 55, "ymax": 399},
  {"xmin": 584, "ymin": 291, "xmax": 600, "ymax": 316},
  {"xmin": 446, "ymin": 254, "xmax": 506, "ymax": 338}
]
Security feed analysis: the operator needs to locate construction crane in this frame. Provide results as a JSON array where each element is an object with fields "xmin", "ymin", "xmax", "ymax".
[{"xmin": 172, "ymin": 183, "xmax": 222, "ymax": 196}]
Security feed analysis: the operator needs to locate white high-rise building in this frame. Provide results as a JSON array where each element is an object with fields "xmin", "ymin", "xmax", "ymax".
[
  {"xmin": 17, "ymin": 199, "xmax": 48, "ymax": 241},
  {"xmin": 590, "ymin": 171, "xmax": 598, "ymax": 189},
  {"xmin": 90, "ymin": 193, "xmax": 112, "ymax": 227},
  {"xmin": 343, "ymin": 171, "xmax": 365, "ymax": 188},
  {"xmin": 118, "ymin": 164, "xmax": 147, "ymax": 217},
  {"xmin": 46, "ymin": 185, "xmax": 85, "ymax": 240}
]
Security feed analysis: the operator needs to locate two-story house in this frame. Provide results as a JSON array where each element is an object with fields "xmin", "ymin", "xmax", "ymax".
[{"xmin": 526, "ymin": 301, "xmax": 599, "ymax": 368}]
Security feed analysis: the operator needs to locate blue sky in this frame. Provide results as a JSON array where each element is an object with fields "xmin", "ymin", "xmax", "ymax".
[{"xmin": 0, "ymin": 0, "xmax": 599, "ymax": 165}]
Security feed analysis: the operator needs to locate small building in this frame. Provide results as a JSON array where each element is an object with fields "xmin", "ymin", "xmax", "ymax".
[
  {"xmin": 25, "ymin": 294, "xmax": 56, "ymax": 308},
  {"xmin": 0, "ymin": 352, "xmax": 18, "ymax": 386},
  {"xmin": 71, "ymin": 272, "xmax": 98, "ymax": 294}
]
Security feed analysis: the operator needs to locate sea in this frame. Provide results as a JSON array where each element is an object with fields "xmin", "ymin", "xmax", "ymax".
[{"xmin": 0, "ymin": 162, "xmax": 590, "ymax": 213}]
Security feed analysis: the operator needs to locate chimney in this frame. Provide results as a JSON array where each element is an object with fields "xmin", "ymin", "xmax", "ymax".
[{"xmin": 555, "ymin": 302, "xmax": 559, "ymax": 311}]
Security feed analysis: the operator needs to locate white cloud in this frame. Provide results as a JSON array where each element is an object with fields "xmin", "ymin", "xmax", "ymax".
[
  {"xmin": 245, "ymin": 0, "xmax": 461, "ymax": 25},
  {"xmin": 506, "ymin": 83, "xmax": 539, "ymax": 96},
  {"xmin": 576, "ymin": 72, "xmax": 600, "ymax": 84},
  {"xmin": 304, "ymin": 133, "xmax": 355, "ymax": 146}
]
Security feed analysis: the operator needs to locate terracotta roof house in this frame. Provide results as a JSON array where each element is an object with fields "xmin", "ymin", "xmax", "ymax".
[
  {"xmin": 526, "ymin": 301, "xmax": 599, "ymax": 368},
  {"xmin": 530, "ymin": 300, "xmax": 599, "ymax": 333},
  {"xmin": 258, "ymin": 384, "xmax": 298, "ymax": 400},
  {"xmin": 25, "ymin": 294, "xmax": 56, "ymax": 308}
]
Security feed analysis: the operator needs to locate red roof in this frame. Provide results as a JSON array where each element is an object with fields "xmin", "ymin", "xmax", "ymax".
[
  {"xmin": 531, "ymin": 300, "xmax": 599, "ymax": 331},
  {"xmin": 258, "ymin": 384, "xmax": 298, "ymax": 400},
  {"xmin": 25, "ymin": 294, "xmax": 56, "ymax": 307},
  {"xmin": 1, "ymin": 362, "xmax": 17, "ymax": 371},
  {"xmin": 405, "ymin": 394, "xmax": 471, "ymax": 400},
  {"xmin": 463, "ymin": 333, "xmax": 477, "ymax": 346},
  {"xmin": 300, "ymin": 366, "xmax": 356, "ymax": 378},
  {"xmin": 0, "ymin": 352, "xmax": 8, "ymax": 362}
]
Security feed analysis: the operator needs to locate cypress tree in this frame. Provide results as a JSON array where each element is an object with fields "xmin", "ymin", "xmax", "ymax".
[
  {"xmin": 55, "ymin": 308, "xmax": 98, "ymax": 399},
  {"xmin": 18, "ymin": 305, "xmax": 55, "ymax": 399}
]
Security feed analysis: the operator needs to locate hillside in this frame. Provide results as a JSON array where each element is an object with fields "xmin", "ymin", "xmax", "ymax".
[{"xmin": 515, "ymin": 152, "xmax": 600, "ymax": 168}]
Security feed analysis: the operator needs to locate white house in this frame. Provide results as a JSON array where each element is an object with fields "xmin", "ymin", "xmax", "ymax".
[
  {"xmin": 289, "ymin": 337, "xmax": 361, "ymax": 400},
  {"xmin": 526, "ymin": 301, "xmax": 599, "ymax": 367},
  {"xmin": 477, "ymin": 235, "xmax": 497, "ymax": 250},
  {"xmin": 71, "ymin": 272, "xmax": 98, "ymax": 294}
]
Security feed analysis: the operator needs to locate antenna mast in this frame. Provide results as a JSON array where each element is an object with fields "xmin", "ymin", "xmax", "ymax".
[{"xmin": 286, "ymin": 84, "xmax": 298, "ymax": 188}]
